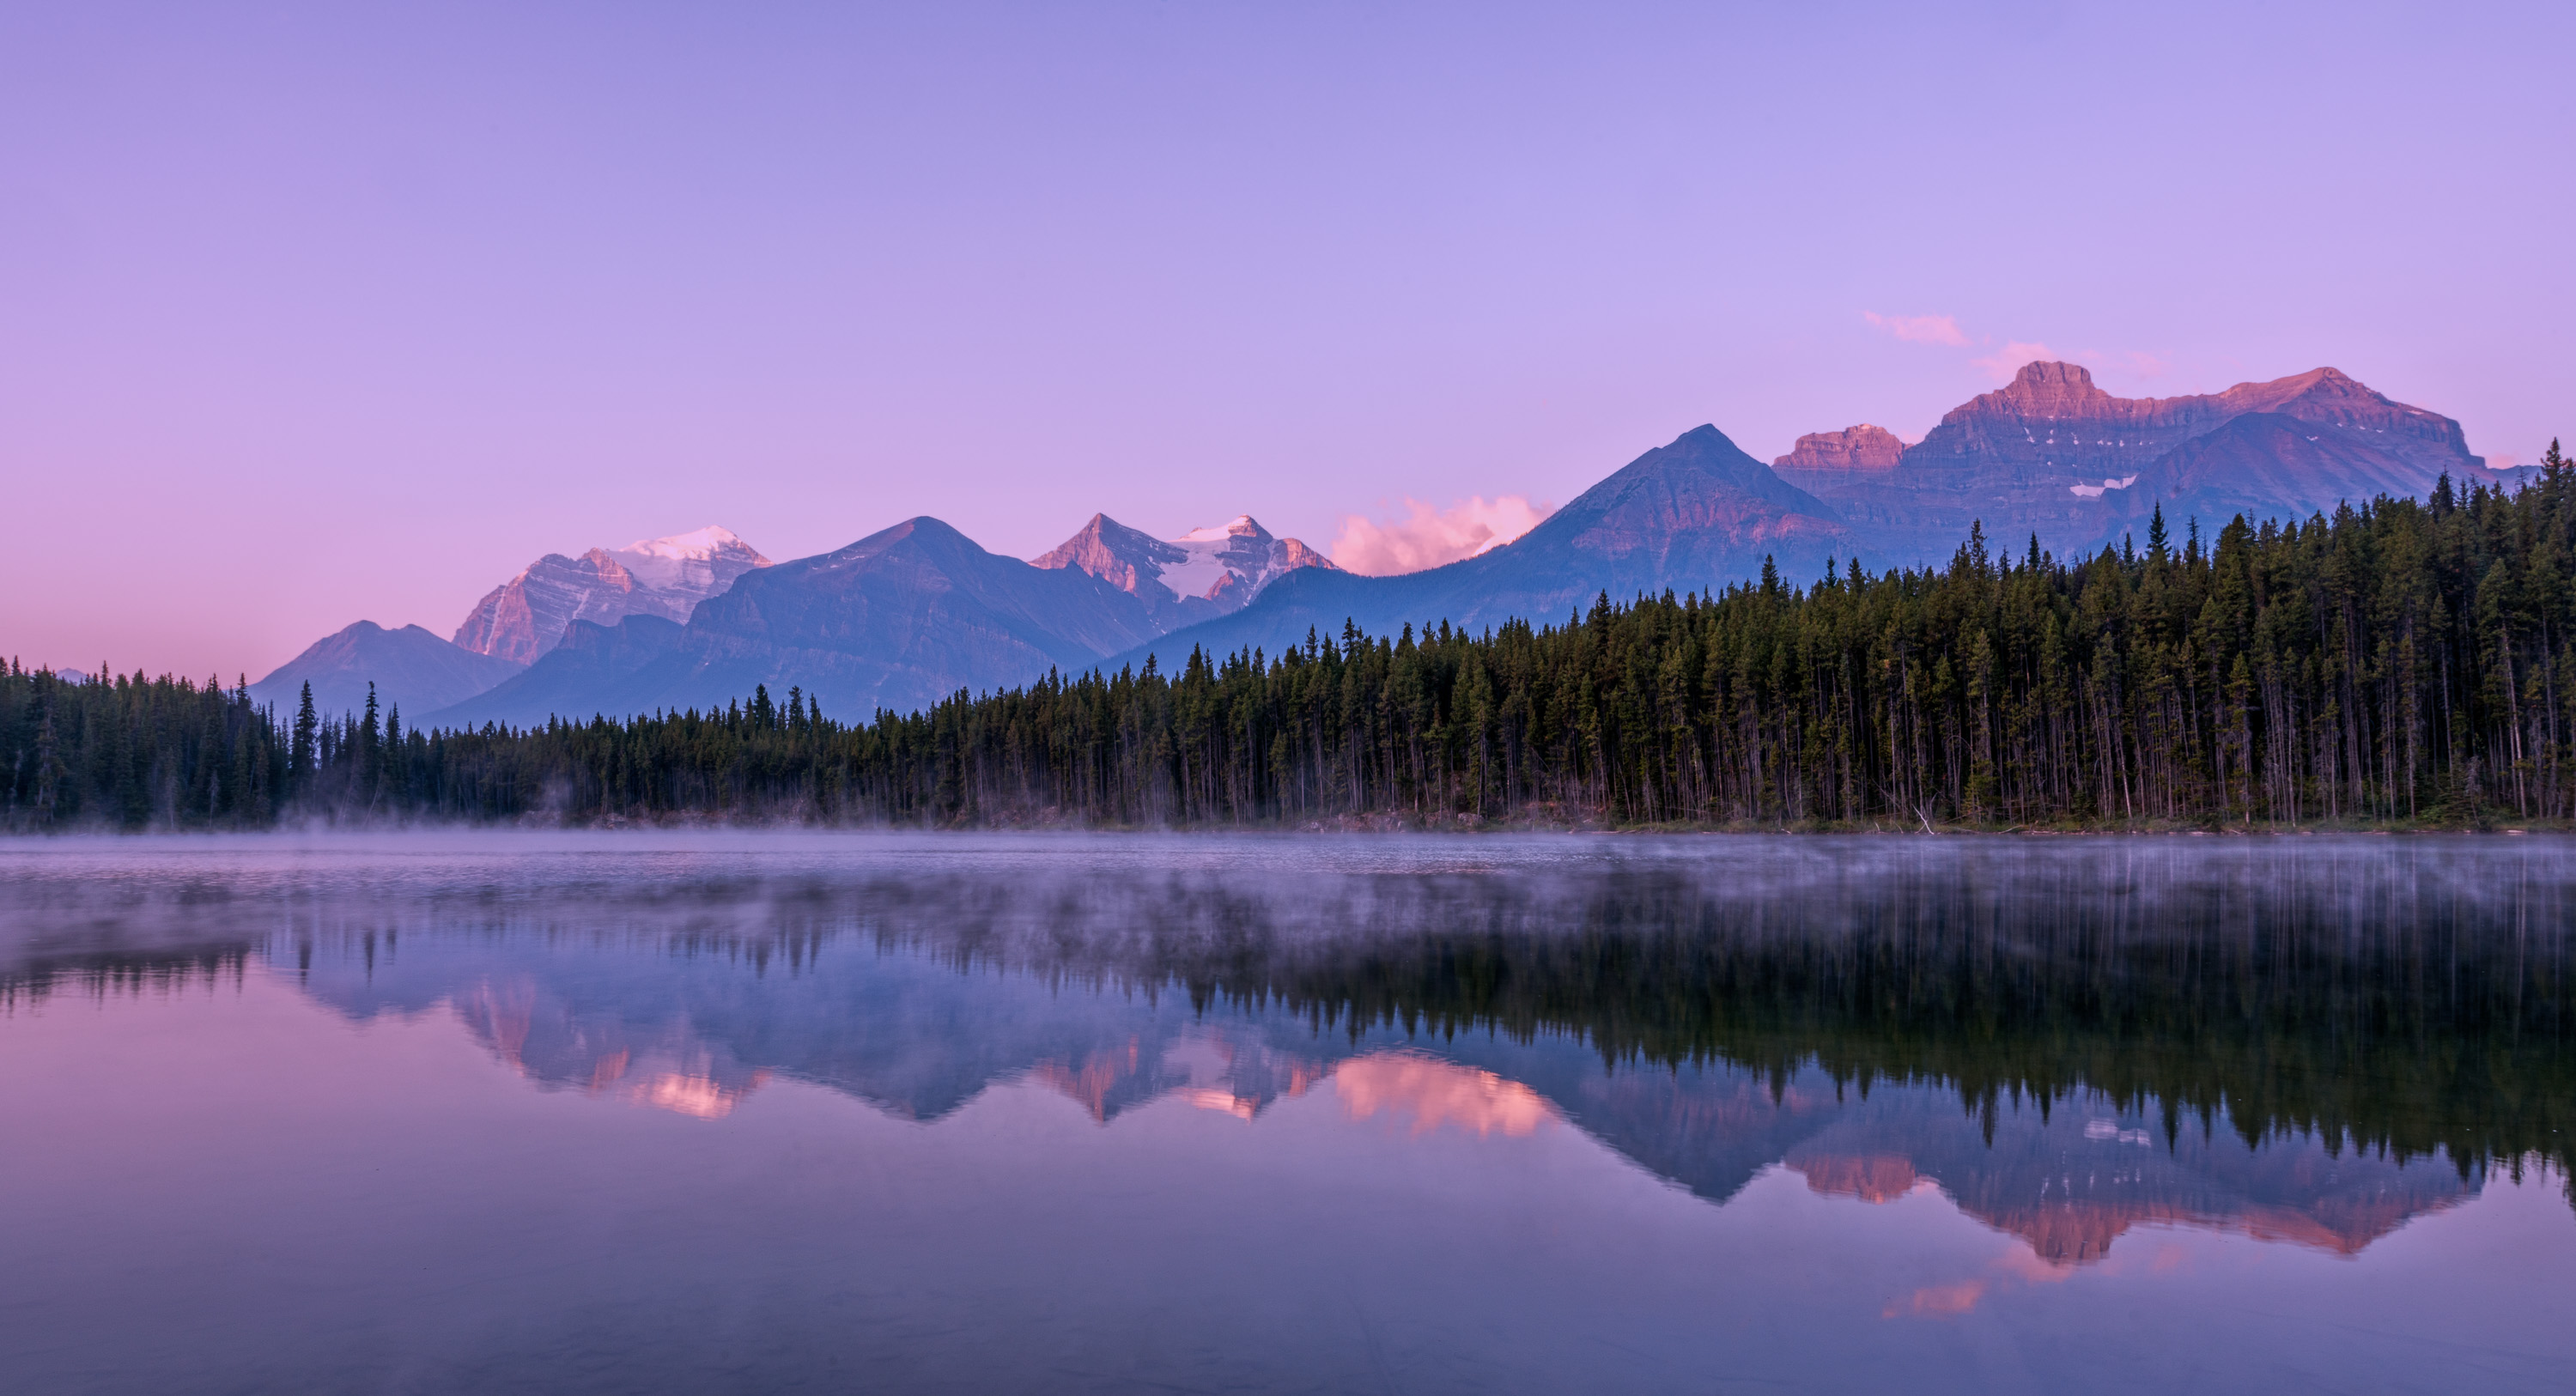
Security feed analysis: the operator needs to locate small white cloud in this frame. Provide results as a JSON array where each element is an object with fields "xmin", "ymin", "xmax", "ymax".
[
  {"xmin": 1863, "ymin": 312, "xmax": 1968, "ymax": 347},
  {"xmin": 1330, "ymin": 495, "xmax": 1553, "ymax": 576},
  {"xmin": 1971, "ymin": 339, "xmax": 2059, "ymax": 381}
]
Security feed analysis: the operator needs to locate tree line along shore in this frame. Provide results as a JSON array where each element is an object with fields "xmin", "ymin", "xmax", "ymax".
[{"xmin": 7, "ymin": 446, "xmax": 2574, "ymax": 834}]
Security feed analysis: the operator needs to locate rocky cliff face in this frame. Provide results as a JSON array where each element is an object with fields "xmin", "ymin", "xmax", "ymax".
[
  {"xmin": 1774, "ymin": 423, "xmax": 1905, "ymax": 473},
  {"xmin": 1905, "ymin": 361, "xmax": 2232, "ymax": 478},
  {"xmin": 453, "ymin": 526, "xmax": 772, "ymax": 665},
  {"xmin": 1031, "ymin": 513, "xmax": 1339, "ymax": 619},
  {"xmin": 1789, "ymin": 361, "xmax": 2504, "ymax": 560},
  {"xmin": 1905, "ymin": 361, "xmax": 2482, "ymax": 483}
]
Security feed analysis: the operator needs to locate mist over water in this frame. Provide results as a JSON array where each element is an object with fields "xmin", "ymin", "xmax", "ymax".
[{"xmin": 3, "ymin": 833, "xmax": 2571, "ymax": 1394}]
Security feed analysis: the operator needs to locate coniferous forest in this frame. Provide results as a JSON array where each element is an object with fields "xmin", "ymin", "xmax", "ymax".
[{"xmin": 7, "ymin": 446, "xmax": 2575, "ymax": 833}]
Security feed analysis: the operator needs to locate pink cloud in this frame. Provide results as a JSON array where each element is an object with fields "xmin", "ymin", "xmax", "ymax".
[
  {"xmin": 1330, "ymin": 495, "xmax": 1553, "ymax": 576},
  {"xmin": 1971, "ymin": 339, "xmax": 2059, "ymax": 381},
  {"xmin": 1883, "ymin": 1241, "xmax": 2077, "ymax": 1319},
  {"xmin": 1886, "ymin": 1279, "xmax": 1987, "ymax": 1318},
  {"xmin": 1863, "ymin": 312, "xmax": 1968, "ymax": 347}
]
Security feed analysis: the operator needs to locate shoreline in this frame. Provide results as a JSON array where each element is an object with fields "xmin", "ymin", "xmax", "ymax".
[{"xmin": 3, "ymin": 814, "xmax": 2567, "ymax": 841}]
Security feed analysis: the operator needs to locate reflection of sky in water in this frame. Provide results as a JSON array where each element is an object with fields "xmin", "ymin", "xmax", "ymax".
[{"xmin": 1, "ymin": 833, "xmax": 2572, "ymax": 1394}]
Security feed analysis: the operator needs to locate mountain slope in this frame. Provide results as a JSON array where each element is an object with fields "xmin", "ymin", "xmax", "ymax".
[
  {"xmin": 2103, "ymin": 412, "xmax": 2478, "ymax": 540},
  {"xmin": 426, "ymin": 518, "xmax": 1164, "ymax": 727},
  {"xmin": 250, "ymin": 622, "xmax": 526, "ymax": 720},
  {"xmin": 1108, "ymin": 424, "xmax": 1847, "ymax": 672}
]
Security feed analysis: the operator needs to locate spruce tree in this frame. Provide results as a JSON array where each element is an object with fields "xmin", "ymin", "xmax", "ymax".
[
  {"xmin": 291, "ymin": 682, "xmax": 319, "ymax": 789},
  {"xmin": 360, "ymin": 683, "xmax": 381, "ymax": 795}
]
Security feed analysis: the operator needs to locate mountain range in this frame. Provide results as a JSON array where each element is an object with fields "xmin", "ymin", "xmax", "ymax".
[{"xmin": 252, "ymin": 361, "xmax": 2535, "ymax": 727}]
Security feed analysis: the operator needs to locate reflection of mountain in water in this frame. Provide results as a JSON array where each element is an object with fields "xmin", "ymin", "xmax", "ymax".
[
  {"xmin": 6, "ymin": 836, "xmax": 2566, "ymax": 1265},
  {"xmin": 1780, "ymin": 1085, "xmax": 2476, "ymax": 1262},
  {"xmin": 277, "ymin": 926, "xmax": 2487, "ymax": 1266},
  {"xmin": 295, "ymin": 932, "xmax": 1235, "ymax": 1123},
  {"xmin": 1425, "ymin": 1037, "xmax": 2478, "ymax": 1263}
]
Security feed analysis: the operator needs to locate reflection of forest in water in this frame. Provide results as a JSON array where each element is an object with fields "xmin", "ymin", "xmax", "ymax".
[{"xmin": 5, "ymin": 837, "xmax": 2569, "ymax": 1266}]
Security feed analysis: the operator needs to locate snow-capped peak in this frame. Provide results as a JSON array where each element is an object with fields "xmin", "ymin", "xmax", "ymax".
[
  {"xmin": 604, "ymin": 526, "xmax": 774, "ymax": 597},
  {"xmin": 1150, "ymin": 516, "xmax": 1275, "ymax": 599},
  {"xmin": 1176, "ymin": 515, "xmax": 1262, "ymax": 544},
  {"xmin": 617, "ymin": 525, "xmax": 759, "ymax": 562}
]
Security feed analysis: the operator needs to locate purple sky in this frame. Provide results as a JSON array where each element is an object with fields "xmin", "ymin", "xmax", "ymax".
[{"xmin": 6, "ymin": 2, "xmax": 2571, "ymax": 680}]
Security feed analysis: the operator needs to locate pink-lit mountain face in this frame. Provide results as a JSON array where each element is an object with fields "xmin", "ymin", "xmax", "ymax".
[
  {"xmin": 1781, "ymin": 361, "xmax": 2509, "ymax": 559},
  {"xmin": 1774, "ymin": 423, "xmax": 1905, "ymax": 473},
  {"xmin": 452, "ymin": 526, "xmax": 773, "ymax": 665}
]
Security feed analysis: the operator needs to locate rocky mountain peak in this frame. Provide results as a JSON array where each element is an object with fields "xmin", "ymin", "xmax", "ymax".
[
  {"xmin": 1776, "ymin": 424, "xmax": 1905, "ymax": 472},
  {"xmin": 1986, "ymin": 361, "xmax": 2117, "ymax": 418},
  {"xmin": 1538, "ymin": 424, "xmax": 1844, "ymax": 555},
  {"xmin": 453, "ymin": 526, "xmax": 773, "ymax": 665},
  {"xmin": 1034, "ymin": 512, "xmax": 1337, "ymax": 610}
]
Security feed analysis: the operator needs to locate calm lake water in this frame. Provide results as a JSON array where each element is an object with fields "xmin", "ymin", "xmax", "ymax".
[{"xmin": 2, "ymin": 833, "xmax": 2570, "ymax": 1395}]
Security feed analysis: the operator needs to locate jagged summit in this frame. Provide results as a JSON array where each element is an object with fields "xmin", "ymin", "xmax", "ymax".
[
  {"xmin": 1033, "ymin": 512, "xmax": 1338, "ymax": 612},
  {"xmin": 1775, "ymin": 424, "xmax": 1905, "ymax": 473},
  {"xmin": 1911, "ymin": 361, "xmax": 2482, "ymax": 472}
]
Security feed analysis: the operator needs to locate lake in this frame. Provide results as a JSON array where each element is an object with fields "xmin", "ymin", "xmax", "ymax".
[{"xmin": 2, "ymin": 833, "xmax": 2569, "ymax": 1395}]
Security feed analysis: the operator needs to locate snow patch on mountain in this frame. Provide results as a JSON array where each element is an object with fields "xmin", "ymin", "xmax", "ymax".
[{"xmin": 1156, "ymin": 516, "xmax": 1263, "ymax": 600}]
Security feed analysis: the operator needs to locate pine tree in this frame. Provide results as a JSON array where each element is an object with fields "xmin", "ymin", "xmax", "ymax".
[
  {"xmin": 291, "ymin": 683, "xmax": 319, "ymax": 789},
  {"xmin": 360, "ymin": 683, "xmax": 381, "ymax": 799}
]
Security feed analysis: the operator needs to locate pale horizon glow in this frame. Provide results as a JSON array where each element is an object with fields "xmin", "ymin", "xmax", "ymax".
[{"xmin": 3, "ymin": 2, "xmax": 2570, "ymax": 678}]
